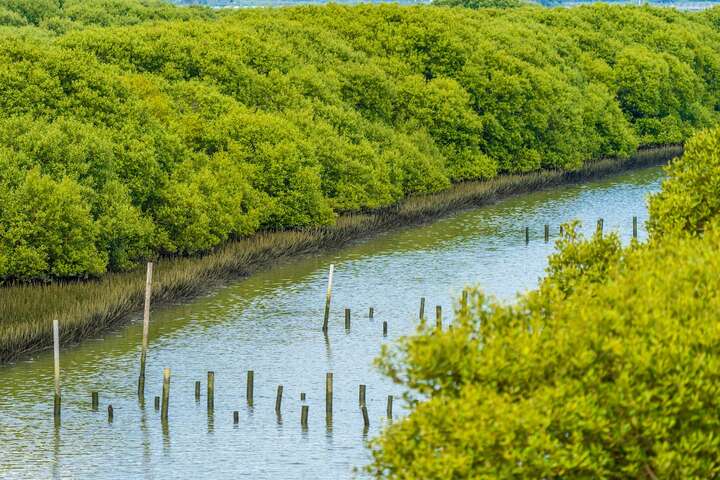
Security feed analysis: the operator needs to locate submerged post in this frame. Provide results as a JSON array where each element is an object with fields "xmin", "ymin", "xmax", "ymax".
[
  {"xmin": 107, "ymin": 405, "xmax": 114, "ymax": 423},
  {"xmin": 161, "ymin": 368, "xmax": 170, "ymax": 421},
  {"xmin": 344, "ymin": 308, "xmax": 351, "ymax": 330},
  {"xmin": 91, "ymin": 391, "xmax": 99, "ymax": 411},
  {"xmin": 275, "ymin": 385, "xmax": 283, "ymax": 414},
  {"xmin": 301, "ymin": 405, "xmax": 309, "ymax": 428},
  {"xmin": 195, "ymin": 381, "xmax": 201, "ymax": 400},
  {"xmin": 435, "ymin": 305, "xmax": 442, "ymax": 330},
  {"xmin": 386, "ymin": 395, "xmax": 393, "ymax": 419},
  {"xmin": 322, "ymin": 264, "xmax": 334, "ymax": 334},
  {"xmin": 633, "ymin": 216, "xmax": 638, "ymax": 239},
  {"xmin": 383, "ymin": 321, "xmax": 388, "ymax": 337},
  {"xmin": 544, "ymin": 224, "xmax": 549, "ymax": 243},
  {"xmin": 419, "ymin": 297, "xmax": 425, "ymax": 320},
  {"xmin": 154, "ymin": 396, "xmax": 160, "ymax": 411},
  {"xmin": 325, "ymin": 373, "xmax": 333, "ymax": 421},
  {"xmin": 369, "ymin": 307, "xmax": 374, "ymax": 319},
  {"xmin": 247, "ymin": 370, "xmax": 254, "ymax": 406},
  {"xmin": 359, "ymin": 384, "xmax": 366, "ymax": 407},
  {"xmin": 361, "ymin": 405, "xmax": 370, "ymax": 428},
  {"xmin": 53, "ymin": 320, "xmax": 61, "ymax": 421},
  {"xmin": 233, "ymin": 411, "xmax": 239, "ymax": 425},
  {"xmin": 138, "ymin": 262, "xmax": 154, "ymax": 398},
  {"xmin": 207, "ymin": 371, "xmax": 215, "ymax": 412},
  {"xmin": 525, "ymin": 226, "xmax": 529, "ymax": 244},
  {"xmin": 597, "ymin": 218, "xmax": 604, "ymax": 236}
]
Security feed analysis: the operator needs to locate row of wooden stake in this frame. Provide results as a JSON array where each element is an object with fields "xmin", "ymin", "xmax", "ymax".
[
  {"xmin": 525, "ymin": 216, "xmax": 639, "ymax": 243},
  {"xmin": 75, "ymin": 369, "xmax": 395, "ymax": 429}
]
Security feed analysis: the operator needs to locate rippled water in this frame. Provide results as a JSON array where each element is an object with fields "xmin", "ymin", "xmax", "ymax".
[{"xmin": 0, "ymin": 166, "xmax": 664, "ymax": 479}]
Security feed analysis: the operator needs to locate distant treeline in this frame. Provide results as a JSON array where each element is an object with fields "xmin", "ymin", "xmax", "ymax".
[{"xmin": 1, "ymin": 0, "xmax": 720, "ymax": 281}]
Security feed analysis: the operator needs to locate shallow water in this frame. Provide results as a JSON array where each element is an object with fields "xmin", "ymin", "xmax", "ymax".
[{"xmin": 0, "ymin": 166, "xmax": 664, "ymax": 479}]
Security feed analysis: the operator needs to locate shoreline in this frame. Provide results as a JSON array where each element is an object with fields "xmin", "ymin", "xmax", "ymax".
[{"xmin": 0, "ymin": 145, "xmax": 682, "ymax": 364}]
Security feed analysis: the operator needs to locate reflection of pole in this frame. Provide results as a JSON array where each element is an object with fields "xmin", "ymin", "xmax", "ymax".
[
  {"xmin": 322, "ymin": 265, "xmax": 334, "ymax": 333},
  {"xmin": 53, "ymin": 320, "xmax": 61, "ymax": 421}
]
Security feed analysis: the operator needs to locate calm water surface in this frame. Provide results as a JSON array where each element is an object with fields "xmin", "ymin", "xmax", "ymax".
[{"xmin": 0, "ymin": 166, "xmax": 664, "ymax": 479}]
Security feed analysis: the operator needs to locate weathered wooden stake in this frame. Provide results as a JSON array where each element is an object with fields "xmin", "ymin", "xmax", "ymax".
[
  {"xmin": 419, "ymin": 297, "xmax": 425, "ymax": 320},
  {"xmin": 361, "ymin": 405, "xmax": 369, "ymax": 428},
  {"xmin": 435, "ymin": 305, "xmax": 442, "ymax": 330},
  {"xmin": 53, "ymin": 319, "xmax": 61, "ymax": 421},
  {"xmin": 325, "ymin": 373, "xmax": 333, "ymax": 420},
  {"xmin": 359, "ymin": 384, "xmax": 366, "ymax": 407},
  {"xmin": 233, "ymin": 411, "xmax": 239, "ymax": 425},
  {"xmin": 107, "ymin": 404, "xmax": 113, "ymax": 423},
  {"xmin": 138, "ymin": 262, "xmax": 153, "ymax": 398},
  {"xmin": 207, "ymin": 371, "xmax": 215, "ymax": 412},
  {"xmin": 525, "ymin": 226, "xmax": 530, "ymax": 244},
  {"xmin": 369, "ymin": 307, "xmax": 374, "ymax": 319},
  {"xmin": 383, "ymin": 321, "xmax": 388, "ymax": 337},
  {"xmin": 301, "ymin": 405, "xmax": 309, "ymax": 428},
  {"xmin": 195, "ymin": 381, "xmax": 201, "ymax": 400},
  {"xmin": 91, "ymin": 391, "xmax": 99, "ymax": 411},
  {"xmin": 344, "ymin": 308, "xmax": 351, "ymax": 330},
  {"xmin": 544, "ymin": 224, "xmax": 549, "ymax": 242},
  {"xmin": 300, "ymin": 392, "xmax": 306, "ymax": 401},
  {"xmin": 322, "ymin": 264, "xmax": 334, "ymax": 334},
  {"xmin": 597, "ymin": 218, "xmax": 604, "ymax": 236},
  {"xmin": 633, "ymin": 216, "xmax": 638, "ymax": 239},
  {"xmin": 161, "ymin": 368, "xmax": 170, "ymax": 421},
  {"xmin": 246, "ymin": 370, "xmax": 254, "ymax": 406},
  {"xmin": 154, "ymin": 396, "xmax": 160, "ymax": 411},
  {"xmin": 387, "ymin": 395, "xmax": 393, "ymax": 419},
  {"xmin": 275, "ymin": 385, "xmax": 283, "ymax": 414}
]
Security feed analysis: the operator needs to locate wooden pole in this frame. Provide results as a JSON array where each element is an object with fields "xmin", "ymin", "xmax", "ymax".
[
  {"xmin": 359, "ymin": 384, "xmax": 366, "ymax": 407},
  {"xmin": 275, "ymin": 385, "xmax": 283, "ymax": 414},
  {"xmin": 633, "ymin": 216, "xmax": 638, "ymax": 239},
  {"xmin": 161, "ymin": 367, "xmax": 170, "ymax": 421},
  {"xmin": 138, "ymin": 262, "xmax": 153, "ymax": 398},
  {"xmin": 383, "ymin": 321, "xmax": 388, "ymax": 337},
  {"xmin": 435, "ymin": 305, "xmax": 442, "ymax": 330},
  {"xmin": 233, "ymin": 411, "xmax": 239, "ymax": 425},
  {"xmin": 53, "ymin": 319, "xmax": 61, "ymax": 421},
  {"xmin": 91, "ymin": 391, "xmax": 99, "ymax": 411},
  {"xmin": 195, "ymin": 381, "xmax": 201, "ymax": 400},
  {"xmin": 386, "ymin": 395, "xmax": 393, "ymax": 419},
  {"xmin": 419, "ymin": 297, "xmax": 425, "ymax": 320},
  {"xmin": 344, "ymin": 308, "xmax": 351, "ymax": 330},
  {"xmin": 325, "ymin": 373, "xmax": 333, "ymax": 420},
  {"xmin": 597, "ymin": 218, "xmax": 604, "ymax": 236},
  {"xmin": 368, "ymin": 307, "xmax": 374, "ymax": 319},
  {"xmin": 301, "ymin": 405, "xmax": 309, "ymax": 428},
  {"xmin": 361, "ymin": 405, "xmax": 369, "ymax": 428},
  {"xmin": 544, "ymin": 224, "xmax": 549, "ymax": 242},
  {"xmin": 322, "ymin": 264, "xmax": 334, "ymax": 333},
  {"xmin": 207, "ymin": 371, "xmax": 215, "ymax": 412},
  {"xmin": 525, "ymin": 226, "xmax": 529, "ymax": 244},
  {"xmin": 154, "ymin": 396, "xmax": 160, "ymax": 411},
  {"xmin": 247, "ymin": 370, "xmax": 254, "ymax": 406},
  {"xmin": 107, "ymin": 405, "xmax": 114, "ymax": 423},
  {"xmin": 300, "ymin": 392, "xmax": 306, "ymax": 401}
]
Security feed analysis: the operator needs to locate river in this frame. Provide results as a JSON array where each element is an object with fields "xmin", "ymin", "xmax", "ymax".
[{"xmin": 0, "ymin": 165, "xmax": 664, "ymax": 479}]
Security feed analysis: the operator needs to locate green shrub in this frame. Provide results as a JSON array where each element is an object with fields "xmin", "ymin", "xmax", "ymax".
[
  {"xmin": 370, "ymin": 125, "xmax": 720, "ymax": 479},
  {"xmin": 2, "ymin": 2, "xmax": 720, "ymax": 280}
]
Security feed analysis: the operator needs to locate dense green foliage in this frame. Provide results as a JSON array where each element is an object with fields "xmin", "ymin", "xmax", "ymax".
[
  {"xmin": 1, "ymin": 1, "xmax": 720, "ymax": 280},
  {"xmin": 370, "ymin": 128, "xmax": 720, "ymax": 477}
]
